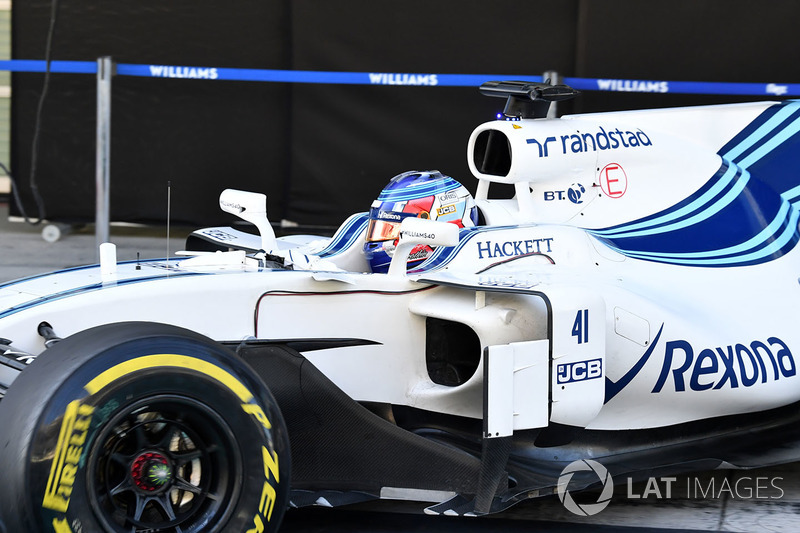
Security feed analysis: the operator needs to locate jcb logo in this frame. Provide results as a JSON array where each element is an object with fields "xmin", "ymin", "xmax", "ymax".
[
  {"xmin": 436, "ymin": 204, "xmax": 456, "ymax": 216},
  {"xmin": 557, "ymin": 358, "xmax": 603, "ymax": 384}
]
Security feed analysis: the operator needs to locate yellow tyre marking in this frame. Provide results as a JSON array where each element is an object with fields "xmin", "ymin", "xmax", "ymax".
[
  {"xmin": 52, "ymin": 517, "xmax": 73, "ymax": 532},
  {"xmin": 83, "ymin": 353, "xmax": 254, "ymax": 402},
  {"xmin": 42, "ymin": 401, "xmax": 95, "ymax": 513},
  {"xmin": 42, "ymin": 352, "xmax": 273, "ymax": 523}
]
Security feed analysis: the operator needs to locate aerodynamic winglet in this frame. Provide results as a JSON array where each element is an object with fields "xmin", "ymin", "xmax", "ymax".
[{"xmin": 480, "ymin": 80, "xmax": 580, "ymax": 119}]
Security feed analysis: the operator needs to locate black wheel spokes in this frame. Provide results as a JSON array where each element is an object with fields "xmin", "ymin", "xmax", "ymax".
[
  {"xmin": 108, "ymin": 476, "xmax": 134, "ymax": 498},
  {"xmin": 155, "ymin": 421, "xmax": 181, "ymax": 449},
  {"xmin": 132, "ymin": 423, "xmax": 149, "ymax": 451},
  {"xmin": 128, "ymin": 493, "xmax": 178, "ymax": 523},
  {"xmin": 90, "ymin": 403, "xmax": 233, "ymax": 533},
  {"xmin": 173, "ymin": 447, "xmax": 203, "ymax": 467},
  {"xmin": 172, "ymin": 475, "xmax": 203, "ymax": 496}
]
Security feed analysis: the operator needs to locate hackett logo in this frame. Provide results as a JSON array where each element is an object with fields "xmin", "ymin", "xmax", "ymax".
[{"xmin": 476, "ymin": 238, "xmax": 554, "ymax": 259}]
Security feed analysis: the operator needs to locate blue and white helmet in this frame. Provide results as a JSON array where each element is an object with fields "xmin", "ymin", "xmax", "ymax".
[{"xmin": 364, "ymin": 170, "xmax": 478, "ymax": 273}]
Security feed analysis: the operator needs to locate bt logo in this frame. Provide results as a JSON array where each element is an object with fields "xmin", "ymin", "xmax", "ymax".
[{"xmin": 544, "ymin": 183, "xmax": 586, "ymax": 204}]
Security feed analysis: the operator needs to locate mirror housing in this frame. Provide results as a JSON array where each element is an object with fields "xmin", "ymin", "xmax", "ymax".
[
  {"xmin": 219, "ymin": 189, "xmax": 277, "ymax": 252},
  {"xmin": 387, "ymin": 217, "xmax": 459, "ymax": 277}
]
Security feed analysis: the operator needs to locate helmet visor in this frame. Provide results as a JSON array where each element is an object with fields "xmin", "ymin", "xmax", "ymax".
[{"xmin": 365, "ymin": 218, "xmax": 401, "ymax": 243}]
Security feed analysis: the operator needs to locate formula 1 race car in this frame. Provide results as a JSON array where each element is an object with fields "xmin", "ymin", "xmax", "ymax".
[{"xmin": 2, "ymin": 80, "xmax": 800, "ymax": 533}]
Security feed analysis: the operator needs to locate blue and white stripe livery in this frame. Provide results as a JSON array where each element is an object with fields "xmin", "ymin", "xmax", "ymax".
[{"xmin": 590, "ymin": 101, "xmax": 800, "ymax": 267}]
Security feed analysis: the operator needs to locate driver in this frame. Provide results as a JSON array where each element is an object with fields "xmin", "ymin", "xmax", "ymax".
[{"xmin": 363, "ymin": 170, "xmax": 478, "ymax": 273}]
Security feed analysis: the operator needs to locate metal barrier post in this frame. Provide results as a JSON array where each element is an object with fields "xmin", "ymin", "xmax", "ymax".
[
  {"xmin": 542, "ymin": 70, "xmax": 561, "ymax": 118},
  {"xmin": 95, "ymin": 56, "xmax": 113, "ymax": 251}
]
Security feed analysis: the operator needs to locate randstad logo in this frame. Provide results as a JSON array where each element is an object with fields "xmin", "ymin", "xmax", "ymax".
[
  {"xmin": 526, "ymin": 127, "xmax": 652, "ymax": 158},
  {"xmin": 557, "ymin": 459, "xmax": 614, "ymax": 516}
]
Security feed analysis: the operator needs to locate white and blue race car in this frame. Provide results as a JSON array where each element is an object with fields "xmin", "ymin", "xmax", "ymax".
[{"xmin": 1, "ymin": 81, "xmax": 799, "ymax": 532}]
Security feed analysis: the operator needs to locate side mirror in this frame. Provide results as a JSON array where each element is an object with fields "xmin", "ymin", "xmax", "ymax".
[
  {"xmin": 387, "ymin": 217, "xmax": 459, "ymax": 277},
  {"xmin": 219, "ymin": 189, "xmax": 277, "ymax": 252}
]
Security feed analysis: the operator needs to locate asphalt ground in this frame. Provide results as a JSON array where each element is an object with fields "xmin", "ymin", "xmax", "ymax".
[{"xmin": 2, "ymin": 199, "xmax": 800, "ymax": 531}]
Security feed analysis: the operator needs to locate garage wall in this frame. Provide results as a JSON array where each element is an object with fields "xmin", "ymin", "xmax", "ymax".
[
  {"xmin": 10, "ymin": 1, "xmax": 799, "ymax": 227},
  {"xmin": 571, "ymin": 0, "xmax": 800, "ymax": 113},
  {"xmin": 0, "ymin": 1, "xmax": 10, "ymax": 195},
  {"xmin": 287, "ymin": 0, "xmax": 579, "ymax": 225},
  {"xmin": 12, "ymin": 0, "xmax": 292, "ymax": 226}
]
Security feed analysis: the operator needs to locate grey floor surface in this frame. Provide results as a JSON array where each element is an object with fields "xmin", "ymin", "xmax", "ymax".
[{"xmin": 0, "ymin": 200, "xmax": 190, "ymax": 282}]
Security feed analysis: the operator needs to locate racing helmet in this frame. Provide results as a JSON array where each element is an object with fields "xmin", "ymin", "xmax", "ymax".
[{"xmin": 364, "ymin": 170, "xmax": 478, "ymax": 273}]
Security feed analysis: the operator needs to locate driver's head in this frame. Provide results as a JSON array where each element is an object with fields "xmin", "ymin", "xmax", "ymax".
[{"xmin": 364, "ymin": 170, "xmax": 477, "ymax": 273}]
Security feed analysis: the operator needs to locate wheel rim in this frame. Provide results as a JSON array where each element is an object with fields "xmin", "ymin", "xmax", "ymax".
[{"xmin": 86, "ymin": 395, "xmax": 242, "ymax": 533}]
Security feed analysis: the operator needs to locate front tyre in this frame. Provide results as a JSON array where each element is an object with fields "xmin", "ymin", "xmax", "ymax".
[{"xmin": 0, "ymin": 322, "xmax": 290, "ymax": 533}]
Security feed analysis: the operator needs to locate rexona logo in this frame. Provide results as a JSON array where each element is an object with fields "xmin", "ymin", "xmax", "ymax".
[
  {"xmin": 527, "ymin": 127, "xmax": 652, "ymax": 158},
  {"xmin": 378, "ymin": 210, "xmax": 402, "ymax": 221},
  {"xmin": 148, "ymin": 65, "xmax": 219, "ymax": 79},
  {"xmin": 652, "ymin": 337, "xmax": 796, "ymax": 393},
  {"xmin": 369, "ymin": 73, "xmax": 438, "ymax": 86}
]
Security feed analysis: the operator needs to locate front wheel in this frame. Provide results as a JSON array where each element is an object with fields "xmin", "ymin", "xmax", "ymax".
[{"xmin": 0, "ymin": 322, "xmax": 290, "ymax": 533}]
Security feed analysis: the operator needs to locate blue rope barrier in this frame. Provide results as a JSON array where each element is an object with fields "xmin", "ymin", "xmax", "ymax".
[
  {"xmin": 115, "ymin": 63, "xmax": 530, "ymax": 87},
  {"xmin": 1, "ymin": 59, "xmax": 798, "ymax": 96},
  {"xmin": 0, "ymin": 59, "xmax": 97, "ymax": 74},
  {"xmin": 563, "ymin": 76, "xmax": 800, "ymax": 97}
]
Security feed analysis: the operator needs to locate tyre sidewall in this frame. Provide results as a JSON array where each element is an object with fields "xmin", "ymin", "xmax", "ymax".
[{"xmin": 0, "ymin": 323, "xmax": 290, "ymax": 533}]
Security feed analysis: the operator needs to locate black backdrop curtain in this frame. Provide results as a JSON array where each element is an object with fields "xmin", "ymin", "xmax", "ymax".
[{"xmin": 11, "ymin": 0, "xmax": 798, "ymax": 228}]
